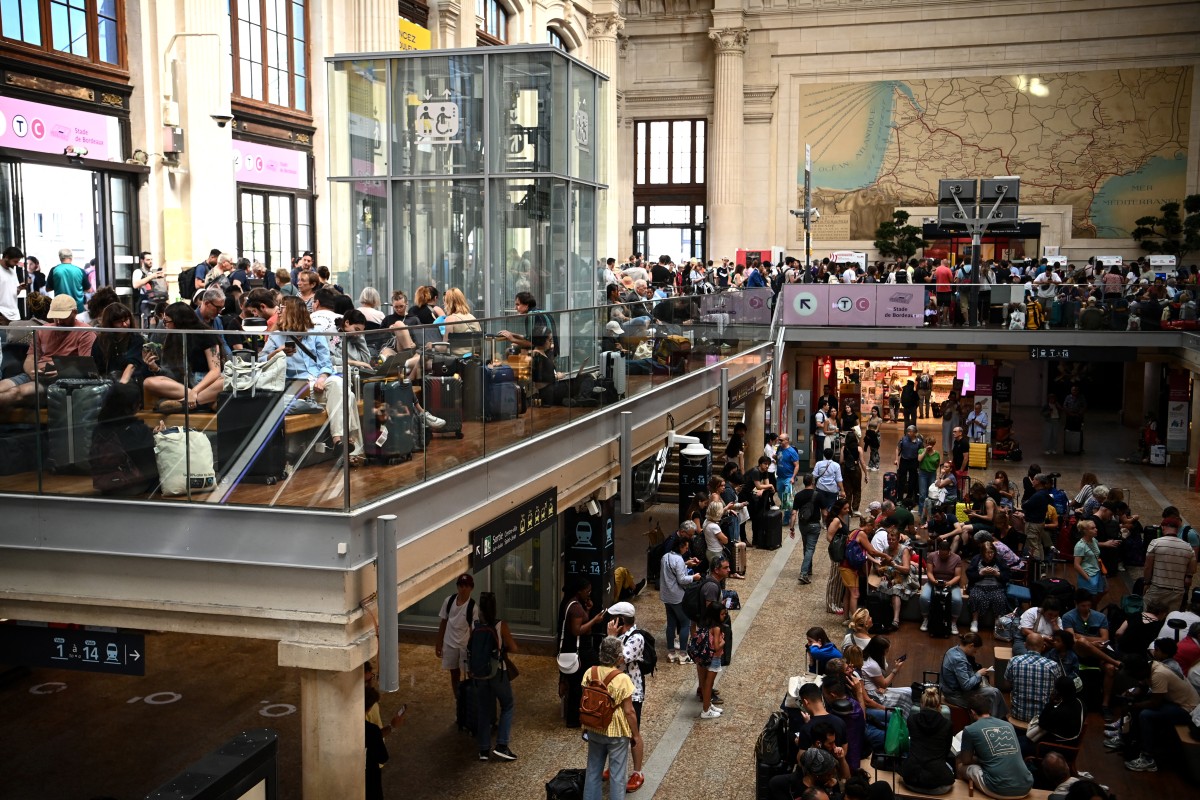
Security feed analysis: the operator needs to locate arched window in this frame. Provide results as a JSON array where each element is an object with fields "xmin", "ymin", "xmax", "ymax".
[
  {"xmin": 476, "ymin": 0, "xmax": 508, "ymax": 44},
  {"xmin": 547, "ymin": 28, "xmax": 568, "ymax": 51}
]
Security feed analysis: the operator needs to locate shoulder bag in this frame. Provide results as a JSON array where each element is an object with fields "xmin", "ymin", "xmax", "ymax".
[
  {"xmin": 556, "ymin": 601, "xmax": 581, "ymax": 674},
  {"xmin": 222, "ymin": 352, "xmax": 286, "ymax": 394}
]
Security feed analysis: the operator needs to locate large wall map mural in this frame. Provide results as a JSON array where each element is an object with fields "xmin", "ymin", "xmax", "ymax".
[{"xmin": 797, "ymin": 67, "xmax": 1192, "ymax": 240}]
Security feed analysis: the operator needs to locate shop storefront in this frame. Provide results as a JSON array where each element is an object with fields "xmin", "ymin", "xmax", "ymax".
[
  {"xmin": 0, "ymin": 90, "xmax": 145, "ymax": 300},
  {"xmin": 233, "ymin": 138, "xmax": 314, "ymax": 269}
]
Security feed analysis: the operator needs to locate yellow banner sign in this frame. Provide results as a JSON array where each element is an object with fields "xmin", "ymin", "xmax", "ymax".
[{"xmin": 398, "ymin": 18, "xmax": 431, "ymax": 51}]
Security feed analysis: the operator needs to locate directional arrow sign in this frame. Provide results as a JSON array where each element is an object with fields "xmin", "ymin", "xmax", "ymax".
[
  {"xmin": 793, "ymin": 292, "xmax": 817, "ymax": 315},
  {"xmin": 0, "ymin": 625, "xmax": 146, "ymax": 676}
]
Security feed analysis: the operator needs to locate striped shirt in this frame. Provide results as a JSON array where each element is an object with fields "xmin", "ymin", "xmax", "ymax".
[{"xmin": 1148, "ymin": 535, "xmax": 1196, "ymax": 591}]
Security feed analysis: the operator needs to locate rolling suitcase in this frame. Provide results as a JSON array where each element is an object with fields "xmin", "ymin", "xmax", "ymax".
[
  {"xmin": 756, "ymin": 760, "xmax": 792, "ymax": 800},
  {"xmin": 0, "ymin": 424, "xmax": 43, "ymax": 475},
  {"xmin": 460, "ymin": 358, "xmax": 486, "ymax": 422},
  {"xmin": 90, "ymin": 420, "xmax": 159, "ymax": 495},
  {"xmin": 422, "ymin": 375, "xmax": 464, "ymax": 438},
  {"xmin": 599, "ymin": 350, "xmax": 627, "ymax": 399},
  {"xmin": 1063, "ymin": 428, "xmax": 1082, "ymax": 455},
  {"xmin": 756, "ymin": 507, "xmax": 783, "ymax": 550},
  {"xmin": 882, "ymin": 471, "xmax": 899, "ymax": 504},
  {"xmin": 732, "ymin": 540, "xmax": 748, "ymax": 574},
  {"xmin": 484, "ymin": 363, "xmax": 524, "ymax": 421},
  {"xmin": 216, "ymin": 390, "xmax": 289, "ymax": 484},
  {"xmin": 46, "ymin": 378, "xmax": 111, "ymax": 473},
  {"xmin": 928, "ymin": 584, "xmax": 953, "ymax": 638},
  {"xmin": 360, "ymin": 379, "xmax": 416, "ymax": 464}
]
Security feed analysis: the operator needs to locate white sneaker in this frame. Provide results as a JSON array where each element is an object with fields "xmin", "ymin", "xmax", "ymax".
[
  {"xmin": 950, "ymin": 622, "xmax": 959, "ymax": 635},
  {"xmin": 677, "ymin": 654, "xmax": 693, "ymax": 665},
  {"xmin": 422, "ymin": 411, "xmax": 447, "ymax": 430},
  {"xmin": 920, "ymin": 618, "xmax": 929, "ymax": 632},
  {"xmin": 667, "ymin": 652, "xmax": 678, "ymax": 664},
  {"xmin": 970, "ymin": 620, "xmax": 979, "ymax": 633},
  {"xmin": 700, "ymin": 708, "xmax": 722, "ymax": 719}
]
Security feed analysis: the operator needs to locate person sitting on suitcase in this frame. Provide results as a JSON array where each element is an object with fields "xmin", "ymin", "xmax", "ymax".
[
  {"xmin": 497, "ymin": 291, "xmax": 555, "ymax": 361},
  {"xmin": 921, "ymin": 537, "xmax": 965, "ymax": 634},
  {"xmin": 0, "ymin": 294, "xmax": 95, "ymax": 409}
]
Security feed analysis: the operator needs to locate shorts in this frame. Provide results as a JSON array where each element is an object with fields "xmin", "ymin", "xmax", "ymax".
[
  {"xmin": 964, "ymin": 765, "xmax": 1028, "ymax": 800},
  {"xmin": 705, "ymin": 660, "xmax": 723, "ymax": 674},
  {"xmin": 1077, "ymin": 572, "xmax": 1106, "ymax": 595},
  {"xmin": 441, "ymin": 644, "xmax": 466, "ymax": 671},
  {"xmin": 937, "ymin": 293, "xmax": 952, "ymax": 307},
  {"xmin": 777, "ymin": 482, "xmax": 795, "ymax": 512},
  {"xmin": 840, "ymin": 566, "xmax": 860, "ymax": 589}
]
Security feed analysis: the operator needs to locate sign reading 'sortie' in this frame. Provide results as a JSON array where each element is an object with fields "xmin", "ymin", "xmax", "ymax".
[{"xmin": 0, "ymin": 96, "xmax": 121, "ymax": 161}]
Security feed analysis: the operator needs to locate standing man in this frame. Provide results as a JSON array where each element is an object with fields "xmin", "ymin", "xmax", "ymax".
[
  {"xmin": 192, "ymin": 248, "xmax": 221, "ymax": 293},
  {"xmin": 1021, "ymin": 474, "xmax": 1054, "ymax": 564},
  {"xmin": 1062, "ymin": 385, "xmax": 1087, "ymax": 453},
  {"xmin": 933, "ymin": 259, "xmax": 956, "ymax": 326},
  {"xmin": 581, "ymin": 636, "xmax": 643, "ymax": 800},
  {"xmin": 132, "ymin": 251, "xmax": 168, "ymax": 325},
  {"xmin": 894, "ymin": 425, "xmax": 924, "ymax": 508},
  {"xmin": 608, "ymin": 603, "xmax": 648, "ymax": 793},
  {"xmin": 775, "ymin": 434, "xmax": 801, "ymax": 524},
  {"xmin": 812, "ymin": 400, "xmax": 831, "ymax": 463},
  {"xmin": 916, "ymin": 371, "xmax": 933, "ymax": 419},
  {"xmin": 900, "ymin": 380, "xmax": 919, "ymax": 429},
  {"xmin": 660, "ymin": 524, "xmax": 702, "ymax": 664},
  {"xmin": 46, "ymin": 248, "xmax": 89, "ymax": 312},
  {"xmin": 966, "ymin": 402, "xmax": 990, "ymax": 443},
  {"xmin": 0, "ymin": 246, "xmax": 21, "ymax": 324},
  {"xmin": 436, "ymin": 574, "xmax": 478, "ymax": 707},
  {"xmin": 1143, "ymin": 517, "xmax": 1197, "ymax": 613}
]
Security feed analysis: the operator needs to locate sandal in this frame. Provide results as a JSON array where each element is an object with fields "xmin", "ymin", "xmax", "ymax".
[{"xmin": 627, "ymin": 772, "xmax": 645, "ymax": 793}]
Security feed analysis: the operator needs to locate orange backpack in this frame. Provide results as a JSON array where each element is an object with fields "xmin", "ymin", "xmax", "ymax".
[{"xmin": 579, "ymin": 667, "xmax": 618, "ymax": 731}]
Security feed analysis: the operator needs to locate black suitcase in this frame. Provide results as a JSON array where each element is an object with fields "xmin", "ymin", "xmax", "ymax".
[
  {"xmin": 46, "ymin": 378, "xmax": 111, "ymax": 473},
  {"xmin": 455, "ymin": 679, "xmax": 477, "ymax": 735},
  {"xmin": 90, "ymin": 420, "xmax": 159, "ymax": 495},
  {"xmin": 460, "ymin": 359, "xmax": 486, "ymax": 422},
  {"xmin": 1064, "ymin": 428, "xmax": 1082, "ymax": 455},
  {"xmin": 360, "ymin": 379, "xmax": 416, "ymax": 464},
  {"xmin": 545, "ymin": 768, "xmax": 586, "ymax": 800},
  {"xmin": 928, "ymin": 584, "xmax": 953, "ymax": 638},
  {"xmin": 0, "ymin": 424, "xmax": 43, "ymax": 475},
  {"xmin": 423, "ymin": 375, "xmax": 464, "ymax": 438},
  {"xmin": 883, "ymin": 471, "xmax": 899, "ymax": 504},
  {"xmin": 484, "ymin": 363, "xmax": 525, "ymax": 421},
  {"xmin": 756, "ymin": 507, "xmax": 783, "ymax": 550},
  {"xmin": 217, "ymin": 390, "xmax": 289, "ymax": 484}
]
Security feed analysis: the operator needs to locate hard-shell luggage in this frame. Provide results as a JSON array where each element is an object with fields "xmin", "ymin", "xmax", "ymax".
[
  {"xmin": 217, "ymin": 390, "xmax": 289, "ymax": 484},
  {"xmin": 455, "ymin": 679, "xmax": 477, "ymax": 735},
  {"xmin": 1049, "ymin": 300, "xmax": 1064, "ymax": 328},
  {"xmin": 90, "ymin": 420, "xmax": 159, "ymax": 495},
  {"xmin": 599, "ymin": 350, "xmax": 627, "ymax": 399},
  {"xmin": 756, "ymin": 507, "xmax": 783, "ymax": 550},
  {"xmin": 1150, "ymin": 444, "xmax": 1167, "ymax": 465},
  {"xmin": 153, "ymin": 427, "xmax": 216, "ymax": 496},
  {"xmin": 46, "ymin": 378, "xmax": 111, "ymax": 472},
  {"xmin": 1064, "ymin": 428, "xmax": 1082, "ymax": 455},
  {"xmin": 1108, "ymin": 299, "xmax": 1129, "ymax": 331},
  {"xmin": 484, "ymin": 363, "xmax": 524, "ymax": 421},
  {"xmin": 883, "ymin": 471, "xmax": 899, "ymax": 504},
  {"xmin": 460, "ymin": 359, "xmax": 486, "ymax": 422},
  {"xmin": 423, "ymin": 375, "xmax": 465, "ymax": 438},
  {"xmin": 928, "ymin": 585, "xmax": 953, "ymax": 638},
  {"xmin": 732, "ymin": 540, "xmax": 748, "ymax": 574},
  {"xmin": 360, "ymin": 379, "xmax": 416, "ymax": 464}
]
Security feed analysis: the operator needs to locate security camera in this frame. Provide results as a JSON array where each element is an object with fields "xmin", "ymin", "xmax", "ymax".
[
  {"xmin": 211, "ymin": 113, "xmax": 234, "ymax": 128},
  {"xmin": 789, "ymin": 208, "xmax": 821, "ymax": 222},
  {"xmin": 667, "ymin": 430, "xmax": 710, "ymax": 462}
]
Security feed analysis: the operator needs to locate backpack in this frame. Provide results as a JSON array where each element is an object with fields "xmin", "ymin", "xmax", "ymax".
[
  {"xmin": 579, "ymin": 667, "xmax": 619, "ymax": 731},
  {"xmin": 683, "ymin": 576, "xmax": 719, "ymax": 621},
  {"xmin": 894, "ymin": 269, "xmax": 908, "ymax": 284},
  {"xmin": 796, "ymin": 491, "xmax": 818, "ymax": 526},
  {"xmin": 756, "ymin": 711, "xmax": 790, "ymax": 766},
  {"xmin": 828, "ymin": 524, "xmax": 849, "ymax": 563},
  {"xmin": 177, "ymin": 265, "xmax": 197, "ymax": 299},
  {"xmin": 466, "ymin": 619, "xmax": 502, "ymax": 679},
  {"xmin": 630, "ymin": 628, "xmax": 658, "ymax": 676},
  {"xmin": 844, "ymin": 531, "xmax": 867, "ymax": 568},
  {"xmin": 1026, "ymin": 301, "xmax": 1045, "ymax": 329},
  {"xmin": 443, "ymin": 595, "xmax": 476, "ymax": 628}
]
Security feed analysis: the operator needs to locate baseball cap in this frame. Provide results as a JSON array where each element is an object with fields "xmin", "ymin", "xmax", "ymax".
[
  {"xmin": 47, "ymin": 294, "xmax": 76, "ymax": 319},
  {"xmin": 867, "ymin": 501, "xmax": 882, "ymax": 513},
  {"xmin": 607, "ymin": 601, "xmax": 636, "ymax": 618},
  {"xmin": 455, "ymin": 573, "xmax": 474, "ymax": 587}
]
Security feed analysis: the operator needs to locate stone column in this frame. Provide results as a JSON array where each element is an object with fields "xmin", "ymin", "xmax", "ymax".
[
  {"xmin": 430, "ymin": 0, "xmax": 462, "ymax": 49},
  {"xmin": 355, "ymin": 0, "xmax": 397, "ymax": 51},
  {"xmin": 746, "ymin": 387, "xmax": 766, "ymax": 473},
  {"xmin": 587, "ymin": 10, "xmax": 625, "ymax": 260},
  {"xmin": 708, "ymin": 26, "xmax": 749, "ymax": 261},
  {"xmin": 298, "ymin": 667, "xmax": 363, "ymax": 798}
]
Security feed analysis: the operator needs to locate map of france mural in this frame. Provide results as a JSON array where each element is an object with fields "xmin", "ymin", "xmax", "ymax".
[{"xmin": 797, "ymin": 67, "xmax": 1192, "ymax": 240}]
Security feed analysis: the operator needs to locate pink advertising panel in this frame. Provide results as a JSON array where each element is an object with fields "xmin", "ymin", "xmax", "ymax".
[
  {"xmin": 232, "ymin": 140, "xmax": 309, "ymax": 191},
  {"xmin": 779, "ymin": 284, "xmax": 924, "ymax": 328},
  {"xmin": 873, "ymin": 286, "xmax": 924, "ymax": 326},
  {"xmin": 0, "ymin": 96, "xmax": 121, "ymax": 161}
]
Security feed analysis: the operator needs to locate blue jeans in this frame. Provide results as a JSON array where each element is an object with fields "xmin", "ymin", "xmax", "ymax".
[
  {"xmin": 919, "ymin": 583, "xmax": 963, "ymax": 618},
  {"xmin": 800, "ymin": 522, "xmax": 822, "ymax": 578},
  {"xmin": 918, "ymin": 470, "xmax": 936, "ymax": 501},
  {"xmin": 474, "ymin": 672, "xmax": 514, "ymax": 754},
  {"xmin": 1137, "ymin": 703, "xmax": 1191, "ymax": 758},
  {"xmin": 584, "ymin": 731, "xmax": 630, "ymax": 800},
  {"xmin": 864, "ymin": 709, "xmax": 888, "ymax": 753},
  {"xmin": 665, "ymin": 601, "xmax": 691, "ymax": 652}
]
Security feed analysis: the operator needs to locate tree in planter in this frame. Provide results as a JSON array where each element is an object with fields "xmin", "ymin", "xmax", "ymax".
[
  {"xmin": 873, "ymin": 210, "xmax": 926, "ymax": 260},
  {"xmin": 1131, "ymin": 195, "xmax": 1200, "ymax": 261}
]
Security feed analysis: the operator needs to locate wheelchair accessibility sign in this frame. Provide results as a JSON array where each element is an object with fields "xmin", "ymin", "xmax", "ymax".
[{"xmin": 414, "ymin": 97, "xmax": 460, "ymax": 145}]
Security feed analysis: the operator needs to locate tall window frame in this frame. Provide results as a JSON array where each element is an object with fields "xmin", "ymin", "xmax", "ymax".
[
  {"xmin": 475, "ymin": 0, "xmax": 509, "ymax": 45},
  {"xmin": 0, "ymin": 0, "xmax": 126, "ymax": 71},
  {"xmin": 229, "ymin": 0, "xmax": 310, "ymax": 113},
  {"xmin": 632, "ymin": 118, "xmax": 708, "ymax": 261}
]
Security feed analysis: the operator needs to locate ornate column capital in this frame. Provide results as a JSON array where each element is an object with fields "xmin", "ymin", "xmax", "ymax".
[
  {"xmin": 587, "ymin": 12, "xmax": 626, "ymax": 40},
  {"xmin": 708, "ymin": 26, "xmax": 749, "ymax": 55}
]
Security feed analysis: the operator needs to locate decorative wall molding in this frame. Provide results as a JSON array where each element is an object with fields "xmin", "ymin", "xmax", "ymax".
[
  {"xmin": 587, "ymin": 12, "xmax": 627, "ymax": 39},
  {"xmin": 4, "ymin": 72, "xmax": 94, "ymax": 102},
  {"xmin": 622, "ymin": 0, "xmax": 713, "ymax": 16},
  {"xmin": 742, "ymin": 83, "xmax": 776, "ymax": 124},
  {"xmin": 623, "ymin": 87, "xmax": 713, "ymax": 108}
]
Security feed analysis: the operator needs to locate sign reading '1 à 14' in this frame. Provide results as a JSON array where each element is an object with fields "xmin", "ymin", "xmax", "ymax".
[{"xmin": 0, "ymin": 95, "xmax": 122, "ymax": 161}]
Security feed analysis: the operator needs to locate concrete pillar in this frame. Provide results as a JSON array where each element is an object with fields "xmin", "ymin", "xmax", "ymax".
[
  {"xmin": 586, "ymin": 7, "xmax": 625, "ymax": 261},
  {"xmin": 707, "ymin": 24, "xmax": 749, "ymax": 260},
  {"xmin": 299, "ymin": 666, "xmax": 363, "ymax": 799},
  {"xmin": 355, "ymin": 0, "xmax": 398, "ymax": 51},
  {"xmin": 746, "ymin": 387, "xmax": 766, "ymax": 469}
]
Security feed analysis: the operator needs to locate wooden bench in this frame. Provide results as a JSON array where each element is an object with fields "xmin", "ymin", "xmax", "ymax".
[
  {"xmin": 871, "ymin": 771, "xmax": 1051, "ymax": 800},
  {"xmin": 134, "ymin": 409, "xmax": 327, "ymax": 436},
  {"xmin": 0, "ymin": 407, "xmax": 48, "ymax": 425}
]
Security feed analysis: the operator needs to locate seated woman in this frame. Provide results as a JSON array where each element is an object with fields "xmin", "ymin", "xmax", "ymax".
[
  {"xmin": 334, "ymin": 310, "xmax": 374, "ymax": 374},
  {"xmin": 1021, "ymin": 675, "xmax": 1083, "ymax": 757},
  {"xmin": 861, "ymin": 635, "xmax": 913, "ymax": 715},
  {"xmin": 91, "ymin": 303, "xmax": 149, "ymax": 388},
  {"xmin": 842, "ymin": 608, "xmax": 873, "ymax": 653},
  {"xmin": 902, "ymin": 685, "xmax": 955, "ymax": 795},
  {"xmin": 261, "ymin": 297, "xmax": 365, "ymax": 463},
  {"xmin": 530, "ymin": 333, "xmax": 592, "ymax": 407},
  {"xmin": 806, "ymin": 626, "xmax": 842, "ymax": 674},
  {"xmin": 990, "ymin": 470, "xmax": 1017, "ymax": 510},
  {"xmin": 441, "ymin": 287, "xmax": 482, "ymax": 356},
  {"xmin": 143, "ymin": 302, "xmax": 222, "ymax": 413},
  {"xmin": 967, "ymin": 541, "xmax": 1011, "ymax": 634},
  {"xmin": 871, "ymin": 526, "xmax": 913, "ymax": 633}
]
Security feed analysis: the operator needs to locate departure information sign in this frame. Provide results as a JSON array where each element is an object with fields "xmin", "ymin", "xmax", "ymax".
[{"xmin": 0, "ymin": 625, "xmax": 145, "ymax": 676}]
